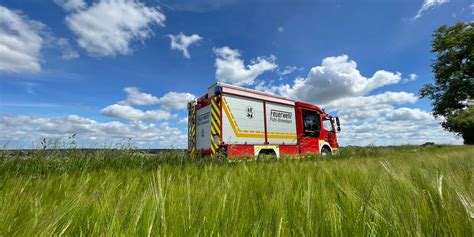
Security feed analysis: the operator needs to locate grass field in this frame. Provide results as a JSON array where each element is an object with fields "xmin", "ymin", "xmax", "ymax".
[{"xmin": 0, "ymin": 145, "xmax": 473, "ymax": 236}]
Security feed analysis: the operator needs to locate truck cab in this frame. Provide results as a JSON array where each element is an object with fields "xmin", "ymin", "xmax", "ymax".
[{"xmin": 296, "ymin": 102, "xmax": 339, "ymax": 156}]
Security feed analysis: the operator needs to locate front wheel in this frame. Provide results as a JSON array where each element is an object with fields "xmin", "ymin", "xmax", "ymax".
[{"xmin": 320, "ymin": 147, "xmax": 332, "ymax": 157}]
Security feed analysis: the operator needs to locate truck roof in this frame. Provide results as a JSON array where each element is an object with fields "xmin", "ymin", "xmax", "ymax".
[
  {"xmin": 203, "ymin": 82, "xmax": 322, "ymax": 111},
  {"xmin": 208, "ymin": 82, "xmax": 295, "ymax": 105}
]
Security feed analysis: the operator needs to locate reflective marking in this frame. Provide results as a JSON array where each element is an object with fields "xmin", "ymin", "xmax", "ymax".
[
  {"xmin": 188, "ymin": 104, "xmax": 196, "ymax": 157},
  {"xmin": 210, "ymin": 96, "xmax": 222, "ymax": 156}
]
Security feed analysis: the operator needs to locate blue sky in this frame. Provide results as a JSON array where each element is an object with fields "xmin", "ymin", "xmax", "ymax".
[{"xmin": 0, "ymin": 0, "xmax": 472, "ymax": 148}]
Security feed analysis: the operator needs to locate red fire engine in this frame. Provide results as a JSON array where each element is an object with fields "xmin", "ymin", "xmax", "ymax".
[{"xmin": 188, "ymin": 83, "xmax": 340, "ymax": 158}]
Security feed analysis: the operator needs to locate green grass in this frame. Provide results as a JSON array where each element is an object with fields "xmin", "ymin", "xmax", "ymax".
[{"xmin": 0, "ymin": 145, "xmax": 473, "ymax": 236}]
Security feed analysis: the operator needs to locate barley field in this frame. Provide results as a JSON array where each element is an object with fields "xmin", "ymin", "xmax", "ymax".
[{"xmin": 0, "ymin": 145, "xmax": 473, "ymax": 236}]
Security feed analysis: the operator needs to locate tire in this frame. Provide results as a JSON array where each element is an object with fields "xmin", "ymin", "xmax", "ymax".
[
  {"xmin": 257, "ymin": 149, "xmax": 276, "ymax": 162},
  {"xmin": 216, "ymin": 148, "xmax": 227, "ymax": 162},
  {"xmin": 320, "ymin": 146, "xmax": 332, "ymax": 157}
]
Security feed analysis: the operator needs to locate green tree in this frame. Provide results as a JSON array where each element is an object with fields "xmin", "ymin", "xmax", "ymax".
[{"xmin": 420, "ymin": 22, "xmax": 474, "ymax": 144}]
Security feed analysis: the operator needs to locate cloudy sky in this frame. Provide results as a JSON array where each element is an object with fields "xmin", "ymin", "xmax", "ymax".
[{"xmin": 0, "ymin": 0, "xmax": 472, "ymax": 148}]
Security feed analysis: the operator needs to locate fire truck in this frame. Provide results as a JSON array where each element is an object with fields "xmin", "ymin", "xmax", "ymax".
[{"xmin": 187, "ymin": 83, "xmax": 340, "ymax": 158}]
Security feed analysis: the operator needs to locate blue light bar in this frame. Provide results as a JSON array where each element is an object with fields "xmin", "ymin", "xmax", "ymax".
[{"xmin": 214, "ymin": 85, "xmax": 222, "ymax": 94}]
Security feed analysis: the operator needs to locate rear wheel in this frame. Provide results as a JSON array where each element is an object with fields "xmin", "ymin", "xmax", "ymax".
[
  {"xmin": 257, "ymin": 149, "xmax": 277, "ymax": 161},
  {"xmin": 215, "ymin": 147, "xmax": 227, "ymax": 162}
]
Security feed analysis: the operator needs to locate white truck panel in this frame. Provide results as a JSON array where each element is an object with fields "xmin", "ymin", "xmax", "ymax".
[
  {"xmin": 266, "ymin": 102, "xmax": 297, "ymax": 144},
  {"xmin": 222, "ymin": 94, "xmax": 266, "ymax": 145},
  {"xmin": 195, "ymin": 105, "xmax": 211, "ymax": 150}
]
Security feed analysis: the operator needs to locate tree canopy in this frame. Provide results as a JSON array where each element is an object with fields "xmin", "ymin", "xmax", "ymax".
[{"xmin": 420, "ymin": 22, "xmax": 474, "ymax": 144}]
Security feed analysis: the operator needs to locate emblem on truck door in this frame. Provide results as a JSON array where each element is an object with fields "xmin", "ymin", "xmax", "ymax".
[{"xmin": 246, "ymin": 106, "xmax": 254, "ymax": 119}]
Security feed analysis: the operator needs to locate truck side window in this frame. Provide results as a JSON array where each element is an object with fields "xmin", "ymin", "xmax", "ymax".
[
  {"xmin": 302, "ymin": 110, "xmax": 320, "ymax": 137},
  {"xmin": 322, "ymin": 117, "xmax": 333, "ymax": 132}
]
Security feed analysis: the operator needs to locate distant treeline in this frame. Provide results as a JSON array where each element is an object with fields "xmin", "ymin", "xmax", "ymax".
[{"xmin": 1, "ymin": 148, "xmax": 187, "ymax": 155}]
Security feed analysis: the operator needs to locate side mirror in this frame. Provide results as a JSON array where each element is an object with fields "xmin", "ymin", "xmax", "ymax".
[{"xmin": 336, "ymin": 117, "xmax": 341, "ymax": 132}]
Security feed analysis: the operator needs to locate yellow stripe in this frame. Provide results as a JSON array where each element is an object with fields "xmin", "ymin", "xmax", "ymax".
[
  {"xmin": 222, "ymin": 98, "xmax": 248, "ymax": 136},
  {"xmin": 211, "ymin": 100, "xmax": 219, "ymax": 112},
  {"xmin": 210, "ymin": 97, "xmax": 221, "ymax": 156},
  {"xmin": 268, "ymin": 134, "xmax": 297, "ymax": 139},
  {"xmin": 211, "ymin": 110, "xmax": 220, "ymax": 125},
  {"xmin": 268, "ymin": 132, "xmax": 294, "ymax": 135},
  {"xmin": 189, "ymin": 106, "xmax": 196, "ymax": 156},
  {"xmin": 212, "ymin": 107, "xmax": 220, "ymax": 117},
  {"xmin": 211, "ymin": 123, "xmax": 221, "ymax": 136},
  {"xmin": 211, "ymin": 122, "xmax": 220, "ymax": 134},
  {"xmin": 210, "ymin": 136, "xmax": 219, "ymax": 153},
  {"xmin": 211, "ymin": 125, "xmax": 217, "ymax": 135},
  {"xmin": 210, "ymin": 145, "xmax": 216, "ymax": 154},
  {"xmin": 212, "ymin": 100, "xmax": 220, "ymax": 114}
]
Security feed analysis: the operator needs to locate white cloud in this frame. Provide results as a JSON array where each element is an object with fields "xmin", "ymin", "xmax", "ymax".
[
  {"xmin": 338, "ymin": 117, "xmax": 461, "ymax": 146},
  {"xmin": 56, "ymin": 37, "xmax": 79, "ymax": 60},
  {"xmin": 214, "ymin": 46, "xmax": 278, "ymax": 86},
  {"xmin": 322, "ymin": 93, "xmax": 460, "ymax": 146},
  {"xmin": 254, "ymin": 80, "xmax": 279, "ymax": 94},
  {"xmin": 167, "ymin": 32, "xmax": 202, "ymax": 59},
  {"xmin": 164, "ymin": 0, "xmax": 237, "ymax": 13},
  {"xmin": 0, "ymin": 6, "xmax": 44, "ymax": 73},
  {"xmin": 413, "ymin": 0, "xmax": 449, "ymax": 19},
  {"xmin": 409, "ymin": 73, "xmax": 418, "ymax": 81},
  {"xmin": 156, "ymin": 92, "xmax": 196, "ymax": 110},
  {"xmin": 402, "ymin": 73, "xmax": 418, "ymax": 83},
  {"xmin": 386, "ymin": 107, "xmax": 434, "ymax": 121},
  {"xmin": 279, "ymin": 66, "xmax": 302, "ymax": 76},
  {"xmin": 65, "ymin": 0, "xmax": 166, "ymax": 57},
  {"xmin": 101, "ymin": 104, "xmax": 171, "ymax": 121},
  {"xmin": 326, "ymin": 91, "xmax": 418, "ymax": 110},
  {"xmin": 326, "ymin": 94, "xmax": 461, "ymax": 146},
  {"xmin": 0, "ymin": 115, "xmax": 185, "ymax": 148},
  {"xmin": 277, "ymin": 55, "xmax": 401, "ymax": 105},
  {"xmin": 325, "ymin": 91, "xmax": 418, "ymax": 121},
  {"xmin": 54, "ymin": 0, "xmax": 86, "ymax": 12},
  {"xmin": 119, "ymin": 87, "xmax": 195, "ymax": 110},
  {"xmin": 250, "ymin": 53, "xmax": 461, "ymax": 146},
  {"xmin": 120, "ymin": 87, "xmax": 160, "ymax": 105},
  {"xmin": 178, "ymin": 117, "xmax": 188, "ymax": 125}
]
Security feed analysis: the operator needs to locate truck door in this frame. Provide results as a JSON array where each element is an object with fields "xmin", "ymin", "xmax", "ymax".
[
  {"xmin": 299, "ymin": 109, "xmax": 321, "ymax": 154},
  {"xmin": 321, "ymin": 115, "xmax": 337, "ymax": 148}
]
